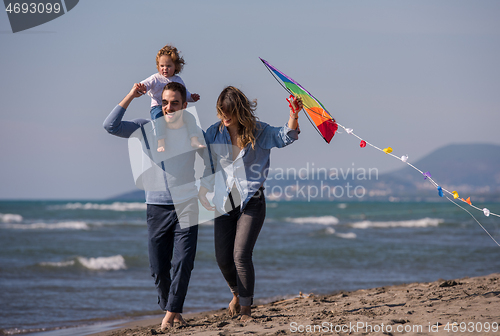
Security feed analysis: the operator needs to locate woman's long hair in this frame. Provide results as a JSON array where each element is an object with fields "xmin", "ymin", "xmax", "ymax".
[{"xmin": 216, "ymin": 86, "xmax": 258, "ymax": 149}]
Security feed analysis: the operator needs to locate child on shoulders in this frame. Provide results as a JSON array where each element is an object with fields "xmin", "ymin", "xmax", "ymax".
[{"xmin": 139, "ymin": 44, "xmax": 203, "ymax": 151}]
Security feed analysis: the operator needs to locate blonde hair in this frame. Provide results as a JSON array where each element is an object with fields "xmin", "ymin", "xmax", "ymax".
[
  {"xmin": 216, "ymin": 86, "xmax": 258, "ymax": 149},
  {"xmin": 155, "ymin": 45, "xmax": 185, "ymax": 75}
]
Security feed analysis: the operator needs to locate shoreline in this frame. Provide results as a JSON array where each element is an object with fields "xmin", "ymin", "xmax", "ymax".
[{"xmin": 79, "ymin": 273, "xmax": 500, "ymax": 336}]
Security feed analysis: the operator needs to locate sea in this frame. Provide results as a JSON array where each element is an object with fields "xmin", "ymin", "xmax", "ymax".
[{"xmin": 1, "ymin": 200, "xmax": 499, "ymax": 335}]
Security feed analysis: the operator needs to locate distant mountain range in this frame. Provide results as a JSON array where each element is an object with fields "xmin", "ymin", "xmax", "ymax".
[{"xmin": 109, "ymin": 144, "xmax": 500, "ymax": 202}]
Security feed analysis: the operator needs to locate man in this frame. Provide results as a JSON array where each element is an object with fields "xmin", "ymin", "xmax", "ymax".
[{"xmin": 103, "ymin": 81, "xmax": 199, "ymax": 330}]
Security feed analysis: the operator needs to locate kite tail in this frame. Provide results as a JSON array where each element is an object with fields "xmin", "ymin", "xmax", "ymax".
[{"xmin": 336, "ymin": 122, "xmax": 500, "ymax": 247}]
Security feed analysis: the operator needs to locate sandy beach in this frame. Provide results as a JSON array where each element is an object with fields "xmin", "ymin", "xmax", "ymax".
[{"xmin": 90, "ymin": 273, "xmax": 499, "ymax": 336}]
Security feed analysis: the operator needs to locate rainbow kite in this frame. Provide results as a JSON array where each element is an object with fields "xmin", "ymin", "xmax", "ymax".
[
  {"xmin": 260, "ymin": 57, "xmax": 500, "ymax": 247},
  {"xmin": 260, "ymin": 58, "xmax": 338, "ymax": 143}
]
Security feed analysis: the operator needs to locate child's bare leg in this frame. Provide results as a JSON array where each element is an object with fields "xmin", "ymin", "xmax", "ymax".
[
  {"xmin": 157, "ymin": 138, "xmax": 165, "ymax": 152},
  {"xmin": 190, "ymin": 136, "xmax": 205, "ymax": 149}
]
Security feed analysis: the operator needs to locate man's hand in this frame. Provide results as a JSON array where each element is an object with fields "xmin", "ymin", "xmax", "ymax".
[
  {"xmin": 131, "ymin": 83, "xmax": 146, "ymax": 98},
  {"xmin": 119, "ymin": 83, "xmax": 147, "ymax": 109}
]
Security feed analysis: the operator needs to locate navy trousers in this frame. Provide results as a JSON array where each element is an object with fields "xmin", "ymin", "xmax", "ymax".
[{"xmin": 146, "ymin": 199, "xmax": 198, "ymax": 313}]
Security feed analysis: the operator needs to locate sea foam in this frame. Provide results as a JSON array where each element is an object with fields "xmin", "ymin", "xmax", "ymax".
[
  {"xmin": 335, "ymin": 232, "xmax": 357, "ymax": 239},
  {"xmin": 0, "ymin": 221, "xmax": 89, "ymax": 230},
  {"xmin": 39, "ymin": 260, "xmax": 76, "ymax": 267},
  {"xmin": 77, "ymin": 255, "xmax": 127, "ymax": 270},
  {"xmin": 39, "ymin": 255, "xmax": 127, "ymax": 270},
  {"xmin": 51, "ymin": 202, "xmax": 147, "ymax": 211},
  {"xmin": 286, "ymin": 216, "xmax": 340, "ymax": 225},
  {"xmin": 323, "ymin": 227, "xmax": 357, "ymax": 239},
  {"xmin": 350, "ymin": 217, "xmax": 444, "ymax": 229},
  {"xmin": 0, "ymin": 213, "xmax": 23, "ymax": 223}
]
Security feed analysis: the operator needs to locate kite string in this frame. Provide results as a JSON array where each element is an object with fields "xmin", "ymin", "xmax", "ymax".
[
  {"xmin": 446, "ymin": 197, "xmax": 500, "ymax": 247},
  {"xmin": 336, "ymin": 122, "xmax": 500, "ymax": 245}
]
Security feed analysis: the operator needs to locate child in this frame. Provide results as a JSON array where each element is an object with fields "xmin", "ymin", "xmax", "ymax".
[{"xmin": 139, "ymin": 45, "xmax": 203, "ymax": 151}]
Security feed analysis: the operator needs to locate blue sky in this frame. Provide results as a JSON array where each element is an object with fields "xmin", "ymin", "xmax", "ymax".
[{"xmin": 1, "ymin": 0, "xmax": 499, "ymax": 199}]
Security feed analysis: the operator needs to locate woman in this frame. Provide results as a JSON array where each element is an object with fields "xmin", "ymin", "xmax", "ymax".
[{"xmin": 199, "ymin": 86, "xmax": 302, "ymax": 321}]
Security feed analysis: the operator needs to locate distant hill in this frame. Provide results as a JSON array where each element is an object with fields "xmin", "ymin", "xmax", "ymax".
[
  {"xmin": 109, "ymin": 189, "xmax": 145, "ymax": 201},
  {"xmin": 109, "ymin": 143, "xmax": 500, "ymax": 202}
]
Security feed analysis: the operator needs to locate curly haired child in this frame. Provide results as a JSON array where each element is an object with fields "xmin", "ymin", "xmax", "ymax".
[{"xmin": 139, "ymin": 45, "xmax": 203, "ymax": 151}]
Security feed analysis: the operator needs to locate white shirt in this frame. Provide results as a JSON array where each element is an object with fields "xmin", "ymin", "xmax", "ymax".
[{"xmin": 141, "ymin": 73, "xmax": 194, "ymax": 107}]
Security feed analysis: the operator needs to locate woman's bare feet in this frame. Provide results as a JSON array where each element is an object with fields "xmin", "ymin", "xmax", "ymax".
[
  {"xmin": 240, "ymin": 305, "xmax": 252, "ymax": 322},
  {"xmin": 228, "ymin": 294, "xmax": 241, "ymax": 317}
]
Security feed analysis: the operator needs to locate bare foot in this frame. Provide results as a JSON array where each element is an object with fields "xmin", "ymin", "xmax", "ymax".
[
  {"xmin": 161, "ymin": 311, "xmax": 175, "ymax": 331},
  {"xmin": 240, "ymin": 305, "xmax": 252, "ymax": 322},
  {"xmin": 173, "ymin": 313, "xmax": 188, "ymax": 326},
  {"xmin": 157, "ymin": 139, "xmax": 165, "ymax": 152},
  {"xmin": 228, "ymin": 295, "xmax": 241, "ymax": 317},
  {"xmin": 190, "ymin": 137, "xmax": 206, "ymax": 149}
]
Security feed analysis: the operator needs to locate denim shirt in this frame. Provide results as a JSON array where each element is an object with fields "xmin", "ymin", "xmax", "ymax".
[{"xmin": 202, "ymin": 121, "xmax": 299, "ymax": 214}]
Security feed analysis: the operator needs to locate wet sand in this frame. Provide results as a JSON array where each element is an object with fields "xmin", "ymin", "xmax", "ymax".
[{"xmin": 90, "ymin": 273, "xmax": 499, "ymax": 336}]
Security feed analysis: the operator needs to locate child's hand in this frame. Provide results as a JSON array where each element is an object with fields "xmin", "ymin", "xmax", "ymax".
[
  {"xmin": 191, "ymin": 93, "xmax": 200, "ymax": 102},
  {"xmin": 136, "ymin": 83, "xmax": 147, "ymax": 95}
]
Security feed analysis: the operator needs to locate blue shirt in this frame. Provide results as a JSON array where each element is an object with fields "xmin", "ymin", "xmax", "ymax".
[
  {"xmin": 202, "ymin": 121, "xmax": 299, "ymax": 214},
  {"xmin": 103, "ymin": 105, "xmax": 199, "ymax": 205}
]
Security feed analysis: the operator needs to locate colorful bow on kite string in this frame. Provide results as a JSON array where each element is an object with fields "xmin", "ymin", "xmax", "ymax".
[{"xmin": 260, "ymin": 57, "xmax": 500, "ymax": 247}]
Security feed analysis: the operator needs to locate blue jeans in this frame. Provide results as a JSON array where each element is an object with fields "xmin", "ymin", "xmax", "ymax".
[{"xmin": 146, "ymin": 199, "xmax": 198, "ymax": 313}]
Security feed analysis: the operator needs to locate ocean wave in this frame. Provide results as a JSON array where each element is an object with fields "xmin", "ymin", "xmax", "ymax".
[
  {"xmin": 0, "ymin": 221, "xmax": 89, "ymax": 230},
  {"xmin": 49, "ymin": 202, "xmax": 147, "ymax": 211},
  {"xmin": 350, "ymin": 217, "xmax": 444, "ymax": 229},
  {"xmin": 77, "ymin": 255, "xmax": 126, "ymax": 270},
  {"xmin": 324, "ymin": 227, "xmax": 336, "ymax": 234},
  {"xmin": 39, "ymin": 255, "xmax": 127, "ymax": 271},
  {"xmin": 336, "ymin": 232, "xmax": 357, "ymax": 239},
  {"xmin": 39, "ymin": 260, "xmax": 76, "ymax": 267},
  {"xmin": 323, "ymin": 227, "xmax": 357, "ymax": 239},
  {"xmin": 0, "ymin": 213, "xmax": 23, "ymax": 223},
  {"xmin": 286, "ymin": 216, "xmax": 339, "ymax": 225}
]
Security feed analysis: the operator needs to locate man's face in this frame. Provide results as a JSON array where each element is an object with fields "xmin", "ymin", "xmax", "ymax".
[{"xmin": 161, "ymin": 89, "xmax": 187, "ymax": 124}]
